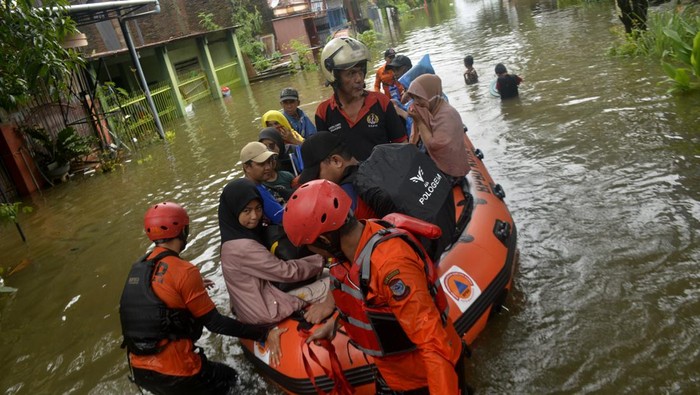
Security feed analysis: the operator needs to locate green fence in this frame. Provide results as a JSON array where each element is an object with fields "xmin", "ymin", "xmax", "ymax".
[
  {"xmin": 215, "ymin": 61, "xmax": 242, "ymax": 88},
  {"xmin": 177, "ymin": 70, "xmax": 210, "ymax": 104},
  {"xmin": 101, "ymin": 81, "xmax": 178, "ymax": 149}
]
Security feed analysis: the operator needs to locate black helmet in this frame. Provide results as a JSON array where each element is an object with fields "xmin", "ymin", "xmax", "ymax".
[{"xmin": 386, "ymin": 55, "xmax": 412, "ymax": 71}]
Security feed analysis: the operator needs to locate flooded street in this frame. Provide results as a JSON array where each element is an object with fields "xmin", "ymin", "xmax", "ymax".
[{"xmin": 2, "ymin": 0, "xmax": 699, "ymax": 393}]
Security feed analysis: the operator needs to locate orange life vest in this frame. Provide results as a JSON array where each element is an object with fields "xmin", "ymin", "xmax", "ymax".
[{"xmin": 330, "ymin": 216, "xmax": 450, "ymax": 357}]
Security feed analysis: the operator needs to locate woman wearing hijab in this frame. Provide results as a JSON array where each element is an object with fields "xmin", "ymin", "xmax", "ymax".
[
  {"xmin": 257, "ymin": 128, "xmax": 295, "ymax": 199},
  {"xmin": 405, "ymin": 74, "xmax": 471, "ymax": 178},
  {"xmin": 258, "ymin": 127, "xmax": 296, "ymax": 176},
  {"xmin": 261, "ymin": 110, "xmax": 305, "ymax": 146},
  {"xmin": 218, "ymin": 178, "xmax": 327, "ymax": 325}
]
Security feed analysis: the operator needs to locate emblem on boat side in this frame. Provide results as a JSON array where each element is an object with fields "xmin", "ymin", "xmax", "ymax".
[
  {"xmin": 254, "ymin": 341, "xmax": 273, "ymax": 365},
  {"xmin": 441, "ymin": 266, "xmax": 481, "ymax": 313}
]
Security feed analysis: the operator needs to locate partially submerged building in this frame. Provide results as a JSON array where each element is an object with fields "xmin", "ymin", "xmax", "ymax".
[
  {"xmin": 268, "ymin": 0, "xmax": 373, "ymax": 58},
  {"xmin": 81, "ymin": 0, "xmax": 249, "ymax": 118}
]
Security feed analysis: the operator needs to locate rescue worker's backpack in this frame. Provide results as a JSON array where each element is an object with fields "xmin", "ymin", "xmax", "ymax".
[
  {"xmin": 355, "ymin": 143, "xmax": 457, "ymax": 259},
  {"xmin": 119, "ymin": 250, "xmax": 203, "ymax": 355}
]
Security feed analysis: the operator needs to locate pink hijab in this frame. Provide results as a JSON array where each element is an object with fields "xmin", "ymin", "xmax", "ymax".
[{"xmin": 407, "ymin": 74, "xmax": 470, "ymax": 177}]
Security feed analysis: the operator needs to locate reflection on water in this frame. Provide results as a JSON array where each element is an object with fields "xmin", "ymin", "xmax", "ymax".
[{"xmin": 1, "ymin": 0, "xmax": 699, "ymax": 393}]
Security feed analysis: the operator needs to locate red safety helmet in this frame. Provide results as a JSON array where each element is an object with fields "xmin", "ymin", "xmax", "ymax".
[
  {"xmin": 283, "ymin": 179, "xmax": 352, "ymax": 247},
  {"xmin": 143, "ymin": 202, "xmax": 190, "ymax": 242}
]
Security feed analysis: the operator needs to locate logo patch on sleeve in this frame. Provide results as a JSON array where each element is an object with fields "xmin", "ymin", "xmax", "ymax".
[{"xmin": 388, "ymin": 278, "xmax": 410, "ymax": 301}]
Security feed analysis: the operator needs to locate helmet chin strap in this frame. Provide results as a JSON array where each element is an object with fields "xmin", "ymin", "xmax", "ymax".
[
  {"xmin": 178, "ymin": 228, "xmax": 189, "ymax": 250},
  {"xmin": 315, "ymin": 231, "xmax": 347, "ymax": 262}
]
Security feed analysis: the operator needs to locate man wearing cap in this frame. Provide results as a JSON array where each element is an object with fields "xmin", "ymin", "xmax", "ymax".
[
  {"xmin": 240, "ymin": 141, "xmax": 285, "ymax": 225},
  {"xmin": 279, "ymin": 87, "xmax": 317, "ymax": 138},
  {"xmin": 373, "ymin": 48, "xmax": 403, "ymax": 99},
  {"xmin": 386, "ymin": 55, "xmax": 413, "ymax": 106},
  {"xmin": 386, "ymin": 55, "xmax": 413, "ymax": 83},
  {"xmin": 297, "ymin": 131, "xmax": 376, "ymax": 220}
]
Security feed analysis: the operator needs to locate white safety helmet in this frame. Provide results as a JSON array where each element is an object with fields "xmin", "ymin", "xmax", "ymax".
[{"xmin": 320, "ymin": 37, "xmax": 370, "ymax": 84}]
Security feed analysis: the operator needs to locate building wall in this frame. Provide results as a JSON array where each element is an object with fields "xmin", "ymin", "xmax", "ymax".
[
  {"xmin": 272, "ymin": 16, "xmax": 310, "ymax": 55},
  {"xmin": 81, "ymin": 0, "xmax": 234, "ymax": 56}
]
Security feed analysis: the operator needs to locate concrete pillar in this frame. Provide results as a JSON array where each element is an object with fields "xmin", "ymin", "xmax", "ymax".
[
  {"xmin": 156, "ymin": 46, "xmax": 186, "ymax": 117},
  {"xmin": 227, "ymin": 29, "xmax": 249, "ymax": 86},
  {"xmin": 197, "ymin": 37, "xmax": 222, "ymax": 100}
]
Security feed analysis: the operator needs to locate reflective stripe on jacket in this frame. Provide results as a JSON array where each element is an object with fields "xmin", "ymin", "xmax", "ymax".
[{"xmin": 329, "ymin": 222, "xmax": 449, "ymax": 357}]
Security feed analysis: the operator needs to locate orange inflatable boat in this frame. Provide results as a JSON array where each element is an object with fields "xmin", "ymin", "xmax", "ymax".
[{"xmin": 240, "ymin": 134, "xmax": 518, "ymax": 394}]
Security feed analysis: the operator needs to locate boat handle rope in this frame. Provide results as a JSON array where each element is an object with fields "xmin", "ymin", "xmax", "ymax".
[{"xmin": 299, "ymin": 329, "xmax": 353, "ymax": 395}]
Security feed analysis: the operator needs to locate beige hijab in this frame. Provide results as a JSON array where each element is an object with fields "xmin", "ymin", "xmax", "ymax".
[
  {"xmin": 407, "ymin": 74, "xmax": 470, "ymax": 177},
  {"xmin": 406, "ymin": 74, "xmax": 444, "ymax": 124}
]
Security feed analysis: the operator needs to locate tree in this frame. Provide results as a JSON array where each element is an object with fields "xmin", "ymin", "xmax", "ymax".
[
  {"xmin": 616, "ymin": 0, "xmax": 649, "ymax": 35},
  {"xmin": 0, "ymin": 0, "xmax": 83, "ymax": 110},
  {"xmin": 229, "ymin": 0, "xmax": 276, "ymax": 72}
]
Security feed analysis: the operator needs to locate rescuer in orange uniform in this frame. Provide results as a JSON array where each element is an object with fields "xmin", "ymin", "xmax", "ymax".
[
  {"xmin": 283, "ymin": 180, "xmax": 465, "ymax": 394},
  {"xmin": 374, "ymin": 48, "xmax": 403, "ymax": 99},
  {"xmin": 119, "ymin": 202, "xmax": 285, "ymax": 394}
]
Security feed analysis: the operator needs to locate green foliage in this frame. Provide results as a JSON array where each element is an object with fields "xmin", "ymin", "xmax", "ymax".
[
  {"xmin": 95, "ymin": 81, "xmax": 133, "ymax": 144},
  {"xmin": 97, "ymin": 150, "xmax": 123, "ymax": 173},
  {"xmin": 55, "ymin": 127, "xmax": 93, "ymax": 163},
  {"xmin": 0, "ymin": 202, "xmax": 21, "ymax": 224},
  {"xmin": 137, "ymin": 154, "xmax": 153, "ymax": 165},
  {"xmin": 229, "ymin": 1, "xmax": 271, "ymax": 72},
  {"xmin": 610, "ymin": 5, "xmax": 700, "ymax": 92},
  {"xmin": 98, "ymin": 81, "xmax": 129, "ymax": 101},
  {"xmin": 164, "ymin": 130, "xmax": 176, "ymax": 143},
  {"xmin": 23, "ymin": 126, "xmax": 94, "ymax": 166},
  {"xmin": 0, "ymin": 202, "xmax": 31, "ymax": 225},
  {"xmin": 357, "ymin": 30, "xmax": 379, "ymax": 56},
  {"xmin": 386, "ymin": 0, "xmax": 412, "ymax": 15},
  {"xmin": 198, "ymin": 12, "xmax": 221, "ymax": 31},
  {"xmin": 661, "ymin": 31, "xmax": 700, "ymax": 92},
  {"xmin": 693, "ymin": 30, "xmax": 700, "ymax": 76},
  {"xmin": 0, "ymin": 0, "xmax": 85, "ymax": 109},
  {"xmin": 287, "ymin": 39, "xmax": 318, "ymax": 71}
]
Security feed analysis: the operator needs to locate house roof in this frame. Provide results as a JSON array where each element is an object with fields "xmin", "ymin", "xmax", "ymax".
[
  {"xmin": 62, "ymin": 0, "xmax": 159, "ymax": 27},
  {"xmin": 84, "ymin": 26, "xmax": 240, "ymax": 60}
]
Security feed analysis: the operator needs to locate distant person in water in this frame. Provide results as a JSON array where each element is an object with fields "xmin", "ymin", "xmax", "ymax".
[
  {"xmin": 386, "ymin": 55, "xmax": 413, "ymax": 86},
  {"xmin": 495, "ymin": 63, "xmax": 522, "ymax": 100},
  {"xmin": 463, "ymin": 55, "xmax": 478, "ymax": 85},
  {"xmin": 374, "ymin": 48, "xmax": 403, "ymax": 100},
  {"xmin": 385, "ymin": 55, "xmax": 414, "ymax": 136}
]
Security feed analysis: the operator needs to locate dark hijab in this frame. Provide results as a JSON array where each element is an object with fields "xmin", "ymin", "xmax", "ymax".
[
  {"xmin": 259, "ymin": 127, "xmax": 297, "ymax": 174},
  {"xmin": 218, "ymin": 178, "xmax": 264, "ymax": 244},
  {"xmin": 258, "ymin": 127, "xmax": 286, "ymax": 157}
]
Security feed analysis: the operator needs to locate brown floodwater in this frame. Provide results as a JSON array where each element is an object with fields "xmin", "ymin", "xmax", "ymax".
[{"xmin": 1, "ymin": 0, "xmax": 699, "ymax": 393}]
